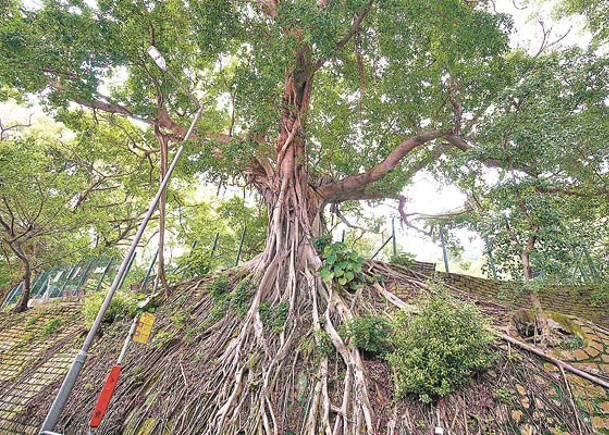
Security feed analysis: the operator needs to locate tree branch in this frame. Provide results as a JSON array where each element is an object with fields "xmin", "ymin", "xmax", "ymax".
[
  {"xmin": 314, "ymin": 0, "xmax": 375, "ymax": 71},
  {"xmin": 319, "ymin": 130, "xmax": 445, "ymax": 203}
]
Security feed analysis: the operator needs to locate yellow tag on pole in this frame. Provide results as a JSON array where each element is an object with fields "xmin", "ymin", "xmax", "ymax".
[{"xmin": 133, "ymin": 312, "xmax": 155, "ymax": 344}]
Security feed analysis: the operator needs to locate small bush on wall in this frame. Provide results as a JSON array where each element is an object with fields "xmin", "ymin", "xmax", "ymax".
[{"xmin": 386, "ymin": 292, "xmax": 495, "ymax": 403}]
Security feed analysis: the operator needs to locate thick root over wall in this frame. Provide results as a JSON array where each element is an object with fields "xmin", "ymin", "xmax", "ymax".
[{"xmin": 30, "ymin": 260, "xmax": 597, "ymax": 435}]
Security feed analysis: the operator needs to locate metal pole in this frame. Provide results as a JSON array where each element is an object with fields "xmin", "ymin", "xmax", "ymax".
[
  {"xmin": 484, "ymin": 237, "xmax": 498, "ymax": 280},
  {"xmin": 210, "ymin": 233, "xmax": 219, "ymax": 259},
  {"xmin": 140, "ymin": 250, "xmax": 159, "ymax": 290},
  {"xmin": 87, "ymin": 317, "xmax": 139, "ymax": 435},
  {"xmin": 39, "ymin": 104, "xmax": 204, "ymax": 434},
  {"xmin": 391, "ymin": 219, "xmax": 397, "ymax": 257},
  {"xmin": 75, "ymin": 260, "xmax": 95, "ymax": 294},
  {"xmin": 29, "ymin": 273, "xmax": 45, "ymax": 298},
  {"xmin": 118, "ymin": 252, "xmax": 137, "ymax": 291},
  {"xmin": 371, "ymin": 235, "xmax": 393, "ymax": 260},
  {"xmin": 1, "ymin": 284, "xmax": 17, "ymax": 308},
  {"xmin": 439, "ymin": 224, "xmax": 449, "ymax": 273},
  {"xmin": 94, "ymin": 258, "xmax": 114, "ymax": 294},
  {"xmin": 58, "ymin": 263, "xmax": 79, "ymax": 297},
  {"xmin": 41, "ymin": 270, "xmax": 60, "ymax": 300},
  {"xmin": 234, "ymin": 226, "xmax": 247, "ymax": 267}
]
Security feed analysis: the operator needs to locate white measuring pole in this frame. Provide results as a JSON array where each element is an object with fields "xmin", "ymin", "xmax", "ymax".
[{"xmin": 39, "ymin": 104, "xmax": 204, "ymax": 434}]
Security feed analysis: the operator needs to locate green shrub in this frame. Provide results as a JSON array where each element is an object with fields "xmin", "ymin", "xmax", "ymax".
[
  {"xmin": 319, "ymin": 242, "xmax": 365, "ymax": 291},
  {"xmin": 389, "ymin": 253, "xmax": 416, "ymax": 267},
  {"xmin": 342, "ymin": 314, "xmax": 392, "ymax": 356},
  {"xmin": 386, "ymin": 293, "xmax": 495, "ymax": 403},
  {"xmin": 83, "ymin": 291, "xmax": 135, "ymax": 330},
  {"xmin": 208, "ymin": 275, "xmax": 229, "ymax": 301}
]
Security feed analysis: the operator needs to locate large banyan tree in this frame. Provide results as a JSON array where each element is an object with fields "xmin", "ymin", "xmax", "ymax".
[{"xmin": 2, "ymin": 0, "xmax": 608, "ymax": 432}]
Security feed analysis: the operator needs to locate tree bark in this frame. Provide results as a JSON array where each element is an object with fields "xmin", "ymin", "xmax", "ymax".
[
  {"xmin": 520, "ymin": 230, "xmax": 552, "ymax": 343},
  {"xmin": 11, "ymin": 242, "xmax": 31, "ymax": 313}
]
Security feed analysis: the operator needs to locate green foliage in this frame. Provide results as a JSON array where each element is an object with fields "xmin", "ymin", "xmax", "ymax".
[
  {"xmin": 41, "ymin": 318, "xmax": 63, "ymax": 336},
  {"xmin": 259, "ymin": 300, "xmax": 290, "ymax": 333},
  {"xmin": 555, "ymin": 0, "xmax": 609, "ymax": 43},
  {"xmin": 313, "ymin": 330, "xmax": 334, "ymax": 356},
  {"xmin": 319, "ymin": 242, "xmax": 365, "ymax": 291},
  {"xmin": 173, "ymin": 196, "xmax": 267, "ymax": 275},
  {"xmin": 83, "ymin": 291, "xmax": 136, "ymax": 331},
  {"xmin": 341, "ymin": 314, "xmax": 392, "ymax": 356},
  {"xmin": 311, "ymin": 235, "xmax": 332, "ymax": 252},
  {"xmin": 174, "ymin": 246, "xmax": 212, "ymax": 279},
  {"xmin": 230, "ymin": 279, "xmax": 254, "ymax": 317},
  {"xmin": 2, "ymin": 0, "xmax": 609, "ymax": 319},
  {"xmin": 389, "ymin": 253, "xmax": 416, "ymax": 268},
  {"xmin": 387, "ymin": 293, "xmax": 495, "ymax": 402}
]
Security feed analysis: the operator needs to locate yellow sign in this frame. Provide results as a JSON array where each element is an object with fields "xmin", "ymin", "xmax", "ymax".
[{"xmin": 133, "ymin": 312, "xmax": 155, "ymax": 343}]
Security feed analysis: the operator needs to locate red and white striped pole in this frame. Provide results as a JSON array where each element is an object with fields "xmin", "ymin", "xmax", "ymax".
[{"xmin": 87, "ymin": 317, "xmax": 138, "ymax": 434}]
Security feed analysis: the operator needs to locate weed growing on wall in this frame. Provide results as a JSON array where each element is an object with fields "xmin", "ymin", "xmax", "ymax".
[{"xmin": 82, "ymin": 291, "xmax": 136, "ymax": 331}]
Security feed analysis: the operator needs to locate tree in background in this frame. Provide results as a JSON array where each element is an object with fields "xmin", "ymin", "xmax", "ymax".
[
  {"xmin": 440, "ymin": 49, "xmax": 609, "ymax": 341},
  {"xmin": 0, "ymin": 111, "xmax": 151, "ymax": 311},
  {"xmin": 171, "ymin": 195, "xmax": 267, "ymax": 278}
]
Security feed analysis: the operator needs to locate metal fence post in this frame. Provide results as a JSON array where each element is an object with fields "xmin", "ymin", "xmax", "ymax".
[
  {"xmin": 1, "ymin": 283, "xmax": 22, "ymax": 309},
  {"xmin": 371, "ymin": 236, "xmax": 394, "ymax": 260},
  {"xmin": 210, "ymin": 233, "xmax": 219, "ymax": 259},
  {"xmin": 140, "ymin": 250, "xmax": 159, "ymax": 290},
  {"xmin": 58, "ymin": 264, "xmax": 79, "ymax": 296},
  {"xmin": 94, "ymin": 258, "xmax": 114, "ymax": 294},
  {"xmin": 439, "ymin": 224, "xmax": 449, "ymax": 273},
  {"xmin": 118, "ymin": 252, "xmax": 137, "ymax": 291},
  {"xmin": 30, "ymin": 271, "xmax": 49, "ymax": 298},
  {"xmin": 74, "ymin": 260, "xmax": 95, "ymax": 294}
]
